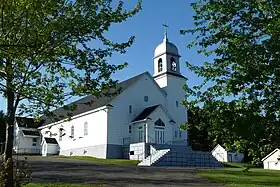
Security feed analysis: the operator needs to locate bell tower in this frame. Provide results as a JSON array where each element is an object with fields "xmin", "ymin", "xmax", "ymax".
[
  {"xmin": 153, "ymin": 24, "xmax": 185, "ymax": 87},
  {"xmin": 153, "ymin": 24, "xmax": 188, "ymax": 141}
]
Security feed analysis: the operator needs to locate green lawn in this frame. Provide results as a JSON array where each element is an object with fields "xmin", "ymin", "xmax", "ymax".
[
  {"xmin": 25, "ymin": 183, "xmax": 104, "ymax": 187},
  {"xmin": 56, "ymin": 156, "xmax": 140, "ymax": 165},
  {"xmin": 199, "ymin": 163, "xmax": 280, "ymax": 187}
]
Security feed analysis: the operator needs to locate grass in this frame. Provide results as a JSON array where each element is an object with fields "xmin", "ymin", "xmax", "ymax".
[
  {"xmin": 25, "ymin": 183, "xmax": 105, "ymax": 187},
  {"xmin": 222, "ymin": 162, "xmax": 260, "ymax": 168},
  {"xmin": 56, "ymin": 156, "xmax": 140, "ymax": 165},
  {"xmin": 199, "ymin": 163, "xmax": 280, "ymax": 187}
]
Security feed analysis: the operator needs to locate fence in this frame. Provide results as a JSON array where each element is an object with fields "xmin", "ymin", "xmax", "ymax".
[{"xmin": 14, "ymin": 148, "xmax": 41, "ymax": 155}]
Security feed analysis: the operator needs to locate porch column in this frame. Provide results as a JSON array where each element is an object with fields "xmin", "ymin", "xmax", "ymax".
[{"xmin": 145, "ymin": 122, "xmax": 148, "ymax": 143}]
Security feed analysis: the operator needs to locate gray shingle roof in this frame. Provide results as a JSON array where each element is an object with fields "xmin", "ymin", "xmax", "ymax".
[
  {"xmin": 22, "ymin": 130, "xmax": 40, "ymax": 136},
  {"xmin": 16, "ymin": 117, "xmax": 41, "ymax": 129},
  {"xmin": 40, "ymin": 72, "xmax": 148, "ymax": 127},
  {"xmin": 44, "ymin": 137, "xmax": 58, "ymax": 144}
]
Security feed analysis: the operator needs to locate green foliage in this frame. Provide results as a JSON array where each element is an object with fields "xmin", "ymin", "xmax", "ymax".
[
  {"xmin": 184, "ymin": 108, "xmax": 213, "ymax": 151},
  {"xmin": 0, "ymin": 0, "xmax": 142, "ymax": 117},
  {"xmin": 0, "ymin": 0, "xmax": 142, "ymax": 186},
  {"xmin": 0, "ymin": 158, "xmax": 32, "ymax": 187},
  {"xmin": 182, "ymin": 0, "xmax": 280, "ymax": 165}
]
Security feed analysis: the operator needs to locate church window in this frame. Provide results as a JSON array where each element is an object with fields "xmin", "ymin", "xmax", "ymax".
[
  {"xmin": 158, "ymin": 58, "xmax": 163, "ymax": 72},
  {"xmin": 129, "ymin": 125, "xmax": 131, "ymax": 133},
  {"xmin": 154, "ymin": 118, "xmax": 165, "ymax": 127},
  {"xmin": 129, "ymin": 105, "xmax": 132, "ymax": 114},
  {"xmin": 71, "ymin": 125, "xmax": 74, "ymax": 138},
  {"xmin": 175, "ymin": 131, "xmax": 177, "ymax": 138},
  {"xmin": 171, "ymin": 57, "xmax": 176, "ymax": 71},
  {"xmin": 179, "ymin": 131, "xmax": 182, "ymax": 138},
  {"xmin": 176, "ymin": 101, "xmax": 179, "ymax": 108},
  {"xmin": 144, "ymin": 96, "xmax": 148, "ymax": 102},
  {"xmin": 59, "ymin": 127, "xmax": 63, "ymax": 141},
  {"xmin": 32, "ymin": 138, "xmax": 37, "ymax": 146},
  {"xmin": 84, "ymin": 122, "xmax": 88, "ymax": 136}
]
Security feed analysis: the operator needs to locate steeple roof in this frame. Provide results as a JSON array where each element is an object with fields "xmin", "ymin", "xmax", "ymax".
[{"xmin": 154, "ymin": 36, "xmax": 179, "ymax": 58}]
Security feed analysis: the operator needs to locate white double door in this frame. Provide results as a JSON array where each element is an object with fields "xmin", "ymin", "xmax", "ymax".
[
  {"xmin": 138, "ymin": 130, "xmax": 145, "ymax": 142},
  {"xmin": 155, "ymin": 130, "xmax": 165, "ymax": 144}
]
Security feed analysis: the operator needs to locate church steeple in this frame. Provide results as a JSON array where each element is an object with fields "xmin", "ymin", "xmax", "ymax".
[
  {"xmin": 152, "ymin": 27, "xmax": 188, "ymax": 143},
  {"xmin": 153, "ymin": 25, "xmax": 181, "ymax": 78},
  {"xmin": 163, "ymin": 23, "xmax": 169, "ymax": 42}
]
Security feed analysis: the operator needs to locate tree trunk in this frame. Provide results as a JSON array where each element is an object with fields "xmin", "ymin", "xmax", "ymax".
[{"xmin": 3, "ymin": 59, "xmax": 15, "ymax": 187}]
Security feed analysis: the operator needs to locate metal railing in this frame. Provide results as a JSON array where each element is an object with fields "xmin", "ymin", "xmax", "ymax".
[
  {"xmin": 123, "ymin": 136, "xmax": 189, "ymax": 146},
  {"xmin": 14, "ymin": 148, "xmax": 41, "ymax": 154}
]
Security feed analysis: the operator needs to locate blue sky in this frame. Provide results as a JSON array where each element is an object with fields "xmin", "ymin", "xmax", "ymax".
[{"xmin": 0, "ymin": 0, "xmax": 209, "ymax": 112}]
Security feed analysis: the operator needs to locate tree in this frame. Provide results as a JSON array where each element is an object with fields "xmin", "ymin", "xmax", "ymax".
[
  {"xmin": 0, "ymin": 0, "xmax": 141, "ymax": 186},
  {"xmin": 185, "ymin": 108, "xmax": 213, "ymax": 152},
  {"xmin": 0, "ymin": 110, "xmax": 5, "ymax": 153},
  {"xmin": 181, "ymin": 0, "xmax": 280, "ymax": 165}
]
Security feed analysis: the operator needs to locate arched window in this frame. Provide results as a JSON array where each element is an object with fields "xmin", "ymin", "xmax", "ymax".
[
  {"xmin": 71, "ymin": 125, "xmax": 74, "ymax": 138},
  {"xmin": 154, "ymin": 118, "xmax": 165, "ymax": 127},
  {"xmin": 84, "ymin": 122, "xmax": 88, "ymax": 136},
  {"xmin": 144, "ymin": 96, "xmax": 148, "ymax": 102},
  {"xmin": 158, "ymin": 58, "xmax": 163, "ymax": 72},
  {"xmin": 59, "ymin": 126, "xmax": 63, "ymax": 141},
  {"xmin": 171, "ymin": 57, "xmax": 176, "ymax": 71}
]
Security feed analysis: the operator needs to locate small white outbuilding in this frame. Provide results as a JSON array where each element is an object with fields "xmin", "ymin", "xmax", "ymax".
[
  {"xmin": 41, "ymin": 137, "xmax": 60, "ymax": 156},
  {"xmin": 262, "ymin": 148, "xmax": 280, "ymax": 170},
  {"xmin": 212, "ymin": 144, "xmax": 244, "ymax": 163}
]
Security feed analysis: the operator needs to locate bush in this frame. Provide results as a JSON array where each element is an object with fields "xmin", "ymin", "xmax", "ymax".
[{"xmin": 0, "ymin": 157, "xmax": 32, "ymax": 187}]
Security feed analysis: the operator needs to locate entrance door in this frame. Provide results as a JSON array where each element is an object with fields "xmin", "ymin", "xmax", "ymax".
[
  {"xmin": 138, "ymin": 131, "xmax": 144, "ymax": 142},
  {"xmin": 159, "ymin": 131, "xmax": 164, "ymax": 144},
  {"xmin": 155, "ymin": 130, "xmax": 164, "ymax": 144}
]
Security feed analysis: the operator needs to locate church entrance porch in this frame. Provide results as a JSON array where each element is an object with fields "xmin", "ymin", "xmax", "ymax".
[
  {"xmin": 128, "ymin": 104, "xmax": 175, "ymax": 145},
  {"xmin": 131, "ymin": 119, "xmax": 155, "ymax": 144},
  {"xmin": 129, "ymin": 118, "xmax": 169, "ymax": 145}
]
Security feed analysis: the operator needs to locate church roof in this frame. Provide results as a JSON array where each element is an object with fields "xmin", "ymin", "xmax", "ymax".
[
  {"xmin": 16, "ymin": 117, "xmax": 42, "ymax": 129},
  {"xmin": 132, "ymin": 105, "xmax": 160, "ymax": 122},
  {"xmin": 22, "ymin": 130, "xmax": 40, "ymax": 137},
  {"xmin": 40, "ymin": 72, "xmax": 147, "ymax": 127}
]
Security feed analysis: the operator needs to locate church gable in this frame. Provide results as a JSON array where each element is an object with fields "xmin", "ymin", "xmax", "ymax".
[
  {"xmin": 109, "ymin": 72, "xmax": 166, "ymax": 105},
  {"xmin": 108, "ymin": 72, "xmax": 167, "ymax": 111}
]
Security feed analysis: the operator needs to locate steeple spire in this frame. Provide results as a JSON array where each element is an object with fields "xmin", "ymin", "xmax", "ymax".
[{"xmin": 163, "ymin": 23, "xmax": 169, "ymax": 42}]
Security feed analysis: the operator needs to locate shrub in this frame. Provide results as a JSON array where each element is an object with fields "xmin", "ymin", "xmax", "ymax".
[{"xmin": 0, "ymin": 157, "xmax": 32, "ymax": 187}]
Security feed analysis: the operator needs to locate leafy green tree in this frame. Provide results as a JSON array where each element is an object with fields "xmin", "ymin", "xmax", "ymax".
[
  {"xmin": 0, "ymin": 110, "xmax": 5, "ymax": 153},
  {"xmin": 185, "ymin": 108, "xmax": 213, "ymax": 151},
  {"xmin": 181, "ymin": 0, "xmax": 280, "ymax": 165},
  {"xmin": 0, "ymin": 0, "xmax": 141, "ymax": 186}
]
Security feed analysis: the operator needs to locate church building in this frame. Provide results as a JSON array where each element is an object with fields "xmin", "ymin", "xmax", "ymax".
[
  {"xmin": 37, "ymin": 32, "xmax": 222, "ymax": 167},
  {"xmin": 39, "ymin": 31, "xmax": 188, "ymax": 159}
]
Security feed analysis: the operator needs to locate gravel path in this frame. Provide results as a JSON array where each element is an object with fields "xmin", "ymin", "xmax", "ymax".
[{"xmin": 11, "ymin": 156, "xmax": 223, "ymax": 187}]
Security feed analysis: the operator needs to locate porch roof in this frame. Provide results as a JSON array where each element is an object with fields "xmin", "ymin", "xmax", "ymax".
[
  {"xmin": 132, "ymin": 105, "xmax": 159, "ymax": 122},
  {"xmin": 44, "ymin": 137, "xmax": 58, "ymax": 144}
]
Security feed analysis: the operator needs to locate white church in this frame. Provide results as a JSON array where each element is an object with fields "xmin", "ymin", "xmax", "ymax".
[{"xmin": 14, "ymin": 32, "xmax": 222, "ymax": 167}]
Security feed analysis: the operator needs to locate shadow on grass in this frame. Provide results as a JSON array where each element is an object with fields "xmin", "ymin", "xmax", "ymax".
[{"xmin": 199, "ymin": 168, "xmax": 280, "ymax": 187}]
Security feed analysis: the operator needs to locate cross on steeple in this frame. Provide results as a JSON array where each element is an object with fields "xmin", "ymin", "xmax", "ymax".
[{"xmin": 163, "ymin": 23, "xmax": 169, "ymax": 41}]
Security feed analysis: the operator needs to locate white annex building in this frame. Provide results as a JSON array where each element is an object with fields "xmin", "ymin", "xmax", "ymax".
[
  {"xmin": 14, "ymin": 31, "xmax": 222, "ymax": 167},
  {"xmin": 13, "ymin": 117, "xmax": 41, "ymax": 155},
  {"xmin": 262, "ymin": 148, "xmax": 280, "ymax": 170},
  {"xmin": 212, "ymin": 144, "xmax": 244, "ymax": 163}
]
